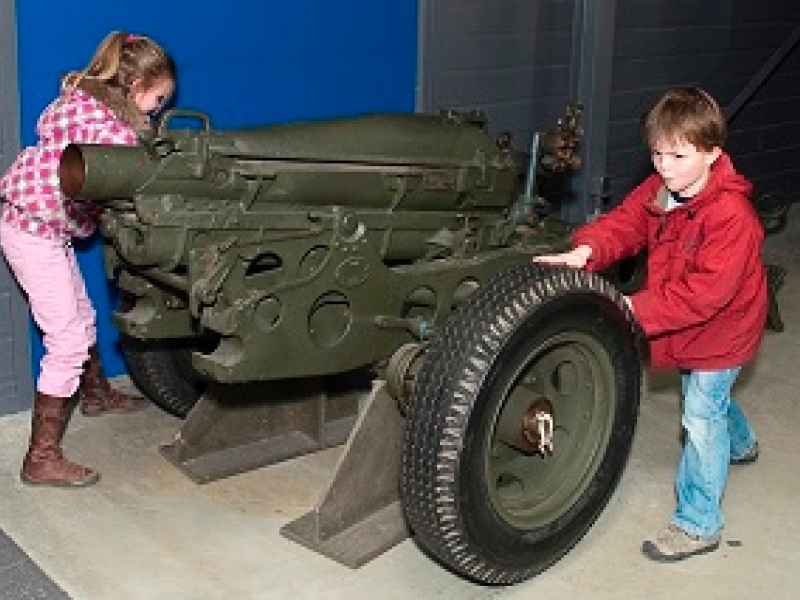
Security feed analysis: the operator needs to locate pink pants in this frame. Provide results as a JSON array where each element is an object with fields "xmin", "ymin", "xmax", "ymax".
[{"xmin": 0, "ymin": 221, "xmax": 95, "ymax": 397}]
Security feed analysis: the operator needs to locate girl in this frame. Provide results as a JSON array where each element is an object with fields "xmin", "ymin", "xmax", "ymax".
[{"xmin": 0, "ymin": 31, "xmax": 176, "ymax": 487}]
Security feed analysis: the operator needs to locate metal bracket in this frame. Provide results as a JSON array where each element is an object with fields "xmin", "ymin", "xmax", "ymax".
[
  {"xmin": 280, "ymin": 380, "xmax": 409, "ymax": 568},
  {"xmin": 160, "ymin": 375, "xmax": 365, "ymax": 484},
  {"xmin": 160, "ymin": 376, "xmax": 409, "ymax": 568}
]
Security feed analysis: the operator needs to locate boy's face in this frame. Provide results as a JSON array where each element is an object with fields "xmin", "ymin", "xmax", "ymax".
[{"xmin": 650, "ymin": 138, "xmax": 721, "ymax": 198}]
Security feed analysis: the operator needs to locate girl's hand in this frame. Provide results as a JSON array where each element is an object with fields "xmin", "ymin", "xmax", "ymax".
[{"xmin": 532, "ymin": 245, "xmax": 592, "ymax": 269}]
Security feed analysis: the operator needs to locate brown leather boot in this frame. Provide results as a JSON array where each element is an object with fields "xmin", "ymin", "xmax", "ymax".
[
  {"xmin": 79, "ymin": 346, "xmax": 148, "ymax": 416},
  {"xmin": 21, "ymin": 391, "xmax": 100, "ymax": 487}
]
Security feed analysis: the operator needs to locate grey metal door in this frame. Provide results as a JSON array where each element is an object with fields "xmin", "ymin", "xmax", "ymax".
[
  {"xmin": 0, "ymin": 0, "xmax": 34, "ymax": 414},
  {"xmin": 416, "ymin": 0, "xmax": 617, "ymax": 223}
]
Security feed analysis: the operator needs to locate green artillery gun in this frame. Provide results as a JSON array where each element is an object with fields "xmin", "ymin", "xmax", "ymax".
[{"xmin": 59, "ymin": 106, "xmax": 644, "ymax": 585}]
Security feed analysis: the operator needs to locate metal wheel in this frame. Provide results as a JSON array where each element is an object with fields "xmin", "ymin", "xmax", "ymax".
[
  {"xmin": 401, "ymin": 263, "xmax": 643, "ymax": 585},
  {"xmin": 120, "ymin": 337, "xmax": 210, "ymax": 418}
]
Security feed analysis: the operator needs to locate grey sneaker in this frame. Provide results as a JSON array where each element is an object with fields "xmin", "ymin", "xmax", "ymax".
[
  {"xmin": 642, "ymin": 524, "xmax": 720, "ymax": 562},
  {"xmin": 731, "ymin": 441, "xmax": 759, "ymax": 465}
]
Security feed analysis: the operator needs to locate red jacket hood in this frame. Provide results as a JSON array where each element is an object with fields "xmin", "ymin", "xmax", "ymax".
[{"xmin": 640, "ymin": 153, "xmax": 753, "ymax": 216}]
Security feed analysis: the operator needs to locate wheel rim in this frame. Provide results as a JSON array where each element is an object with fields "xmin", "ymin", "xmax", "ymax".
[{"xmin": 484, "ymin": 331, "xmax": 616, "ymax": 530}]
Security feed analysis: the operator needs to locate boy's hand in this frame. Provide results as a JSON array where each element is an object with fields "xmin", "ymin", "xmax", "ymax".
[{"xmin": 532, "ymin": 245, "xmax": 592, "ymax": 269}]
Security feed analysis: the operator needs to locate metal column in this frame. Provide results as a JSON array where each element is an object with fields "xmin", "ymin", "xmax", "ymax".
[{"xmin": 565, "ymin": 0, "xmax": 618, "ymax": 224}]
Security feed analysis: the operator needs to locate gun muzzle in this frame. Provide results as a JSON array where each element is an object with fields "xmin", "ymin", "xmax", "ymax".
[{"xmin": 59, "ymin": 143, "xmax": 154, "ymax": 200}]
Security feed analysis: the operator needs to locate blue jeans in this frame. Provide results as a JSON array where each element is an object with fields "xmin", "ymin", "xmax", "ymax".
[{"xmin": 672, "ymin": 368, "xmax": 757, "ymax": 539}]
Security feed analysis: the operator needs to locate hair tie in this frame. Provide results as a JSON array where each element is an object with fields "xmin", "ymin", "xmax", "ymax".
[{"xmin": 125, "ymin": 34, "xmax": 139, "ymax": 44}]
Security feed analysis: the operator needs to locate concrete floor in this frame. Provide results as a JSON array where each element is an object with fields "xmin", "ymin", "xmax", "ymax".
[{"xmin": 1, "ymin": 209, "xmax": 799, "ymax": 599}]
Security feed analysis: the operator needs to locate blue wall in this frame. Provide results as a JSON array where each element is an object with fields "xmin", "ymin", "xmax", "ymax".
[{"xmin": 16, "ymin": 1, "xmax": 418, "ymax": 377}]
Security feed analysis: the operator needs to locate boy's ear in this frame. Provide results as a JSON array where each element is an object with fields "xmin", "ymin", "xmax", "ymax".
[{"xmin": 706, "ymin": 146, "xmax": 722, "ymax": 165}]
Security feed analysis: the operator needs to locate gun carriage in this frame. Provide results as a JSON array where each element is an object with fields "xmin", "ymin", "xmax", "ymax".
[{"xmin": 59, "ymin": 106, "xmax": 644, "ymax": 585}]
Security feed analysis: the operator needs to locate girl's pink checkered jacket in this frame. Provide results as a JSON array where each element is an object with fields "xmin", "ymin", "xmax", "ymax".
[{"xmin": 0, "ymin": 89, "xmax": 138, "ymax": 240}]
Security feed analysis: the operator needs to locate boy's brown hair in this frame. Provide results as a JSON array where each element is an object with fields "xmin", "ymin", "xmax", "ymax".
[{"xmin": 643, "ymin": 87, "xmax": 727, "ymax": 151}]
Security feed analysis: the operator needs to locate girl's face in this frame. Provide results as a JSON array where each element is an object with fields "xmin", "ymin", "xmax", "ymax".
[
  {"xmin": 650, "ymin": 138, "xmax": 721, "ymax": 198},
  {"xmin": 131, "ymin": 77, "xmax": 175, "ymax": 118}
]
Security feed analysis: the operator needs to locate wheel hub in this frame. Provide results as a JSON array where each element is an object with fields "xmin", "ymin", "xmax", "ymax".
[{"xmin": 519, "ymin": 399, "xmax": 555, "ymax": 454}]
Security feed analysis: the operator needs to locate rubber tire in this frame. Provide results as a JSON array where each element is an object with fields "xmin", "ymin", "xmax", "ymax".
[
  {"xmin": 120, "ymin": 337, "xmax": 208, "ymax": 418},
  {"xmin": 401, "ymin": 263, "xmax": 642, "ymax": 585},
  {"xmin": 602, "ymin": 251, "xmax": 647, "ymax": 295}
]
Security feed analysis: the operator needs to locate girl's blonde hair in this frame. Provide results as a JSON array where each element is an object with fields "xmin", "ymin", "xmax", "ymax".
[
  {"xmin": 62, "ymin": 31, "xmax": 175, "ymax": 131},
  {"xmin": 643, "ymin": 87, "xmax": 727, "ymax": 151}
]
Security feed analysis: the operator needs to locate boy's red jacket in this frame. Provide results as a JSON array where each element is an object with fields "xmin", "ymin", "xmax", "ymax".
[{"xmin": 573, "ymin": 152, "xmax": 767, "ymax": 370}]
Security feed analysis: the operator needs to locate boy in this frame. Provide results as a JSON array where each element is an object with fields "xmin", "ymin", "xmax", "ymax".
[{"xmin": 535, "ymin": 87, "xmax": 767, "ymax": 562}]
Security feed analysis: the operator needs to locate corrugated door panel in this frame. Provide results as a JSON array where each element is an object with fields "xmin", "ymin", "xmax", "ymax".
[{"xmin": 0, "ymin": 0, "xmax": 35, "ymax": 414}]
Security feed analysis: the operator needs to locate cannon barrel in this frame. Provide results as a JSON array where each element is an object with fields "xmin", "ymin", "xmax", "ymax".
[
  {"xmin": 59, "ymin": 144, "xmax": 157, "ymax": 200},
  {"xmin": 59, "ymin": 110, "xmax": 524, "ymax": 211}
]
